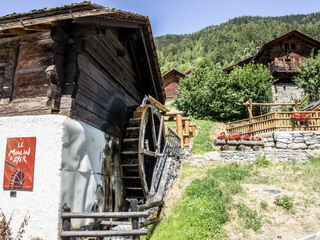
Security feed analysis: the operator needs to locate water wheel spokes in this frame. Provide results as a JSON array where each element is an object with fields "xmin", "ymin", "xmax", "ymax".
[{"xmin": 121, "ymin": 104, "xmax": 165, "ymax": 202}]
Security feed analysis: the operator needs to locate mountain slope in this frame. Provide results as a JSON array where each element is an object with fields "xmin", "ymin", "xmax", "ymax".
[{"xmin": 155, "ymin": 13, "xmax": 320, "ymax": 73}]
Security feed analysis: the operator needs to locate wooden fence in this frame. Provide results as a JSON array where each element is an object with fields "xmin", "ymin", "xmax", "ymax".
[
  {"xmin": 227, "ymin": 111, "xmax": 320, "ymax": 136},
  {"xmin": 61, "ymin": 199, "xmax": 163, "ymax": 239},
  {"xmin": 164, "ymin": 111, "xmax": 196, "ymax": 148}
]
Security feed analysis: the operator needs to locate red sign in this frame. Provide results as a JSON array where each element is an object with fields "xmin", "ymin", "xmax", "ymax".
[{"xmin": 3, "ymin": 137, "xmax": 36, "ymax": 190}]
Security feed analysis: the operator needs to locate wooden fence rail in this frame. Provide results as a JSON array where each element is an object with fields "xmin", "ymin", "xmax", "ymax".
[
  {"xmin": 164, "ymin": 111, "xmax": 196, "ymax": 148},
  {"xmin": 61, "ymin": 199, "xmax": 164, "ymax": 239},
  {"xmin": 227, "ymin": 111, "xmax": 320, "ymax": 136}
]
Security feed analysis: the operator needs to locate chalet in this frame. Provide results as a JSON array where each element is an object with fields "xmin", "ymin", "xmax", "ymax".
[
  {"xmin": 0, "ymin": 3, "xmax": 181, "ymax": 239},
  {"xmin": 224, "ymin": 30, "xmax": 320, "ymax": 103},
  {"xmin": 163, "ymin": 66, "xmax": 195, "ymax": 103}
]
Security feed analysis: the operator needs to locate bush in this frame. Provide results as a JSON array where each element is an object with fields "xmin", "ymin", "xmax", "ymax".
[
  {"xmin": 256, "ymin": 155, "xmax": 270, "ymax": 167},
  {"xmin": 294, "ymin": 53, "xmax": 320, "ymax": 103},
  {"xmin": 275, "ymin": 195, "xmax": 294, "ymax": 210},
  {"xmin": 0, "ymin": 210, "xmax": 29, "ymax": 240},
  {"xmin": 260, "ymin": 201, "xmax": 268, "ymax": 210},
  {"xmin": 175, "ymin": 59, "xmax": 273, "ymax": 121},
  {"xmin": 235, "ymin": 203, "xmax": 262, "ymax": 232}
]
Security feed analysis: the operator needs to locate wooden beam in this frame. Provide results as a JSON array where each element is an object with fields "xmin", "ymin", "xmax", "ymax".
[
  {"xmin": 0, "ymin": 28, "xmax": 30, "ymax": 36},
  {"xmin": 60, "ymin": 229, "xmax": 148, "ymax": 238},
  {"xmin": 0, "ymin": 9, "xmax": 147, "ymax": 31},
  {"xmin": 244, "ymin": 102, "xmax": 297, "ymax": 107},
  {"xmin": 73, "ymin": 16, "xmax": 142, "ymax": 29},
  {"xmin": 61, "ymin": 211, "xmax": 149, "ymax": 218},
  {"xmin": 148, "ymin": 95, "xmax": 168, "ymax": 112},
  {"xmin": 139, "ymin": 27, "xmax": 159, "ymax": 100},
  {"xmin": 24, "ymin": 24, "xmax": 51, "ymax": 31},
  {"xmin": 184, "ymin": 118, "xmax": 190, "ymax": 146},
  {"xmin": 137, "ymin": 200, "xmax": 164, "ymax": 211},
  {"xmin": 176, "ymin": 113, "xmax": 184, "ymax": 149}
]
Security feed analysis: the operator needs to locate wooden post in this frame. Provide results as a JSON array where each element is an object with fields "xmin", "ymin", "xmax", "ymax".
[
  {"xmin": 248, "ymin": 99, "xmax": 253, "ymax": 118},
  {"xmin": 294, "ymin": 100, "xmax": 299, "ymax": 111},
  {"xmin": 62, "ymin": 204, "xmax": 71, "ymax": 240},
  {"xmin": 184, "ymin": 118, "xmax": 190, "ymax": 146},
  {"xmin": 191, "ymin": 124, "xmax": 196, "ymax": 137},
  {"xmin": 176, "ymin": 113, "xmax": 184, "ymax": 149},
  {"xmin": 130, "ymin": 199, "xmax": 139, "ymax": 240},
  {"xmin": 248, "ymin": 99, "xmax": 253, "ymax": 134}
]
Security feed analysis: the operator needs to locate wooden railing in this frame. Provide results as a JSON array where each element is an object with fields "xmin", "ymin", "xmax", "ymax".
[
  {"xmin": 61, "ymin": 199, "xmax": 164, "ymax": 239},
  {"xmin": 164, "ymin": 111, "xmax": 196, "ymax": 148},
  {"xmin": 227, "ymin": 111, "xmax": 320, "ymax": 136}
]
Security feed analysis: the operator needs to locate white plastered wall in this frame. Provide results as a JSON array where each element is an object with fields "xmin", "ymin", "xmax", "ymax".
[{"xmin": 0, "ymin": 115, "xmax": 109, "ymax": 240}]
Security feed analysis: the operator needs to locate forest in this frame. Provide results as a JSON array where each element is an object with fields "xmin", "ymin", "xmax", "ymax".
[{"xmin": 155, "ymin": 12, "xmax": 320, "ymax": 74}]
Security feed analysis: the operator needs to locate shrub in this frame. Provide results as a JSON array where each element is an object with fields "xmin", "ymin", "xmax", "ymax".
[
  {"xmin": 175, "ymin": 59, "xmax": 273, "ymax": 121},
  {"xmin": 275, "ymin": 195, "xmax": 294, "ymax": 210},
  {"xmin": 235, "ymin": 203, "xmax": 262, "ymax": 232},
  {"xmin": 0, "ymin": 210, "xmax": 29, "ymax": 240},
  {"xmin": 294, "ymin": 53, "xmax": 320, "ymax": 103},
  {"xmin": 256, "ymin": 155, "xmax": 270, "ymax": 167},
  {"xmin": 260, "ymin": 201, "xmax": 268, "ymax": 210}
]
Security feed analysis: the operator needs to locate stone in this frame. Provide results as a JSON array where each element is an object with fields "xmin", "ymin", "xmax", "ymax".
[
  {"xmin": 305, "ymin": 139, "xmax": 318, "ymax": 145},
  {"xmin": 273, "ymin": 132, "xmax": 293, "ymax": 140},
  {"xmin": 293, "ymin": 137, "xmax": 304, "ymax": 143},
  {"xmin": 308, "ymin": 144, "xmax": 320, "ymax": 150},
  {"xmin": 288, "ymin": 143, "xmax": 308, "ymax": 150},
  {"xmin": 221, "ymin": 145, "xmax": 230, "ymax": 151},
  {"xmin": 206, "ymin": 151, "xmax": 221, "ymax": 161},
  {"xmin": 236, "ymin": 145, "xmax": 246, "ymax": 151},
  {"xmin": 276, "ymin": 138, "xmax": 291, "ymax": 144},
  {"xmin": 276, "ymin": 142, "xmax": 288, "ymax": 149},
  {"xmin": 265, "ymin": 142, "xmax": 275, "ymax": 147},
  {"xmin": 293, "ymin": 132, "xmax": 303, "ymax": 137}
]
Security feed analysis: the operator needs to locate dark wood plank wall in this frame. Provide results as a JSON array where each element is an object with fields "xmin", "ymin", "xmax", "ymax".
[
  {"xmin": 72, "ymin": 28, "xmax": 141, "ymax": 136},
  {"xmin": 0, "ymin": 32, "xmax": 54, "ymax": 116},
  {"xmin": 0, "ymin": 22, "xmax": 159, "ymax": 137}
]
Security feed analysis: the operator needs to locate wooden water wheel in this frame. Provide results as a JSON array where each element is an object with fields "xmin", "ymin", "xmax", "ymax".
[
  {"xmin": 120, "ymin": 103, "xmax": 166, "ymax": 202},
  {"xmin": 9, "ymin": 169, "xmax": 25, "ymax": 189}
]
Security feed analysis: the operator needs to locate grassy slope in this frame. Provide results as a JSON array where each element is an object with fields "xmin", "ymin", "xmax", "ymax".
[{"xmin": 148, "ymin": 158, "xmax": 320, "ymax": 240}]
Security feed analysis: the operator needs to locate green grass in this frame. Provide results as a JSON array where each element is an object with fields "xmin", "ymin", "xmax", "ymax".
[
  {"xmin": 274, "ymin": 195, "xmax": 294, "ymax": 211},
  {"xmin": 149, "ymin": 158, "xmax": 320, "ymax": 239},
  {"xmin": 191, "ymin": 119, "xmax": 217, "ymax": 154},
  {"xmin": 149, "ymin": 163, "xmax": 252, "ymax": 240},
  {"xmin": 235, "ymin": 203, "xmax": 262, "ymax": 232}
]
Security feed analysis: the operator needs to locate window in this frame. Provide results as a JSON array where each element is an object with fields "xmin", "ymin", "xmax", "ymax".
[
  {"xmin": 291, "ymin": 43, "xmax": 296, "ymax": 49},
  {"xmin": 283, "ymin": 86, "xmax": 286, "ymax": 91},
  {"xmin": 284, "ymin": 43, "xmax": 289, "ymax": 50}
]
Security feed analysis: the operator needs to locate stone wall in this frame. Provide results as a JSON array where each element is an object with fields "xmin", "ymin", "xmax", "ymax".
[
  {"xmin": 264, "ymin": 131, "xmax": 320, "ymax": 150},
  {"xmin": 272, "ymin": 82, "xmax": 304, "ymax": 104},
  {"xmin": 198, "ymin": 131, "xmax": 320, "ymax": 164}
]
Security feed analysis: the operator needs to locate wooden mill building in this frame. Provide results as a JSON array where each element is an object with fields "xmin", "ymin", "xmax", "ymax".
[
  {"xmin": 0, "ymin": 1, "xmax": 165, "ymax": 130},
  {"xmin": 224, "ymin": 30, "xmax": 320, "ymax": 103},
  {"xmin": 0, "ymin": 2, "xmax": 176, "ymax": 239},
  {"xmin": 162, "ymin": 66, "xmax": 195, "ymax": 103}
]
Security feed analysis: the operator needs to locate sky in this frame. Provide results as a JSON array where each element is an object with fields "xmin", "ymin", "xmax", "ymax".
[{"xmin": 1, "ymin": 0, "xmax": 320, "ymax": 36}]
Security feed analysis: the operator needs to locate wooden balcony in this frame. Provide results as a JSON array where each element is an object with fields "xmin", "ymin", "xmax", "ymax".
[
  {"xmin": 269, "ymin": 62, "xmax": 299, "ymax": 73},
  {"xmin": 227, "ymin": 111, "xmax": 320, "ymax": 136}
]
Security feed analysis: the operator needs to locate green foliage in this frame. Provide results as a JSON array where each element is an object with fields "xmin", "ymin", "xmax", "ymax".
[
  {"xmin": 260, "ymin": 201, "xmax": 268, "ymax": 210},
  {"xmin": 155, "ymin": 13, "xmax": 320, "ymax": 74},
  {"xmin": 174, "ymin": 61, "xmax": 273, "ymax": 121},
  {"xmin": 294, "ymin": 53, "xmax": 320, "ymax": 103},
  {"xmin": 150, "ymin": 164, "xmax": 252, "ymax": 240},
  {"xmin": 275, "ymin": 195, "xmax": 294, "ymax": 210},
  {"xmin": 235, "ymin": 203, "xmax": 262, "ymax": 232},
  {"xmin": 256, "ymin": 155, "xmax": 270, "ymax": 167}
]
